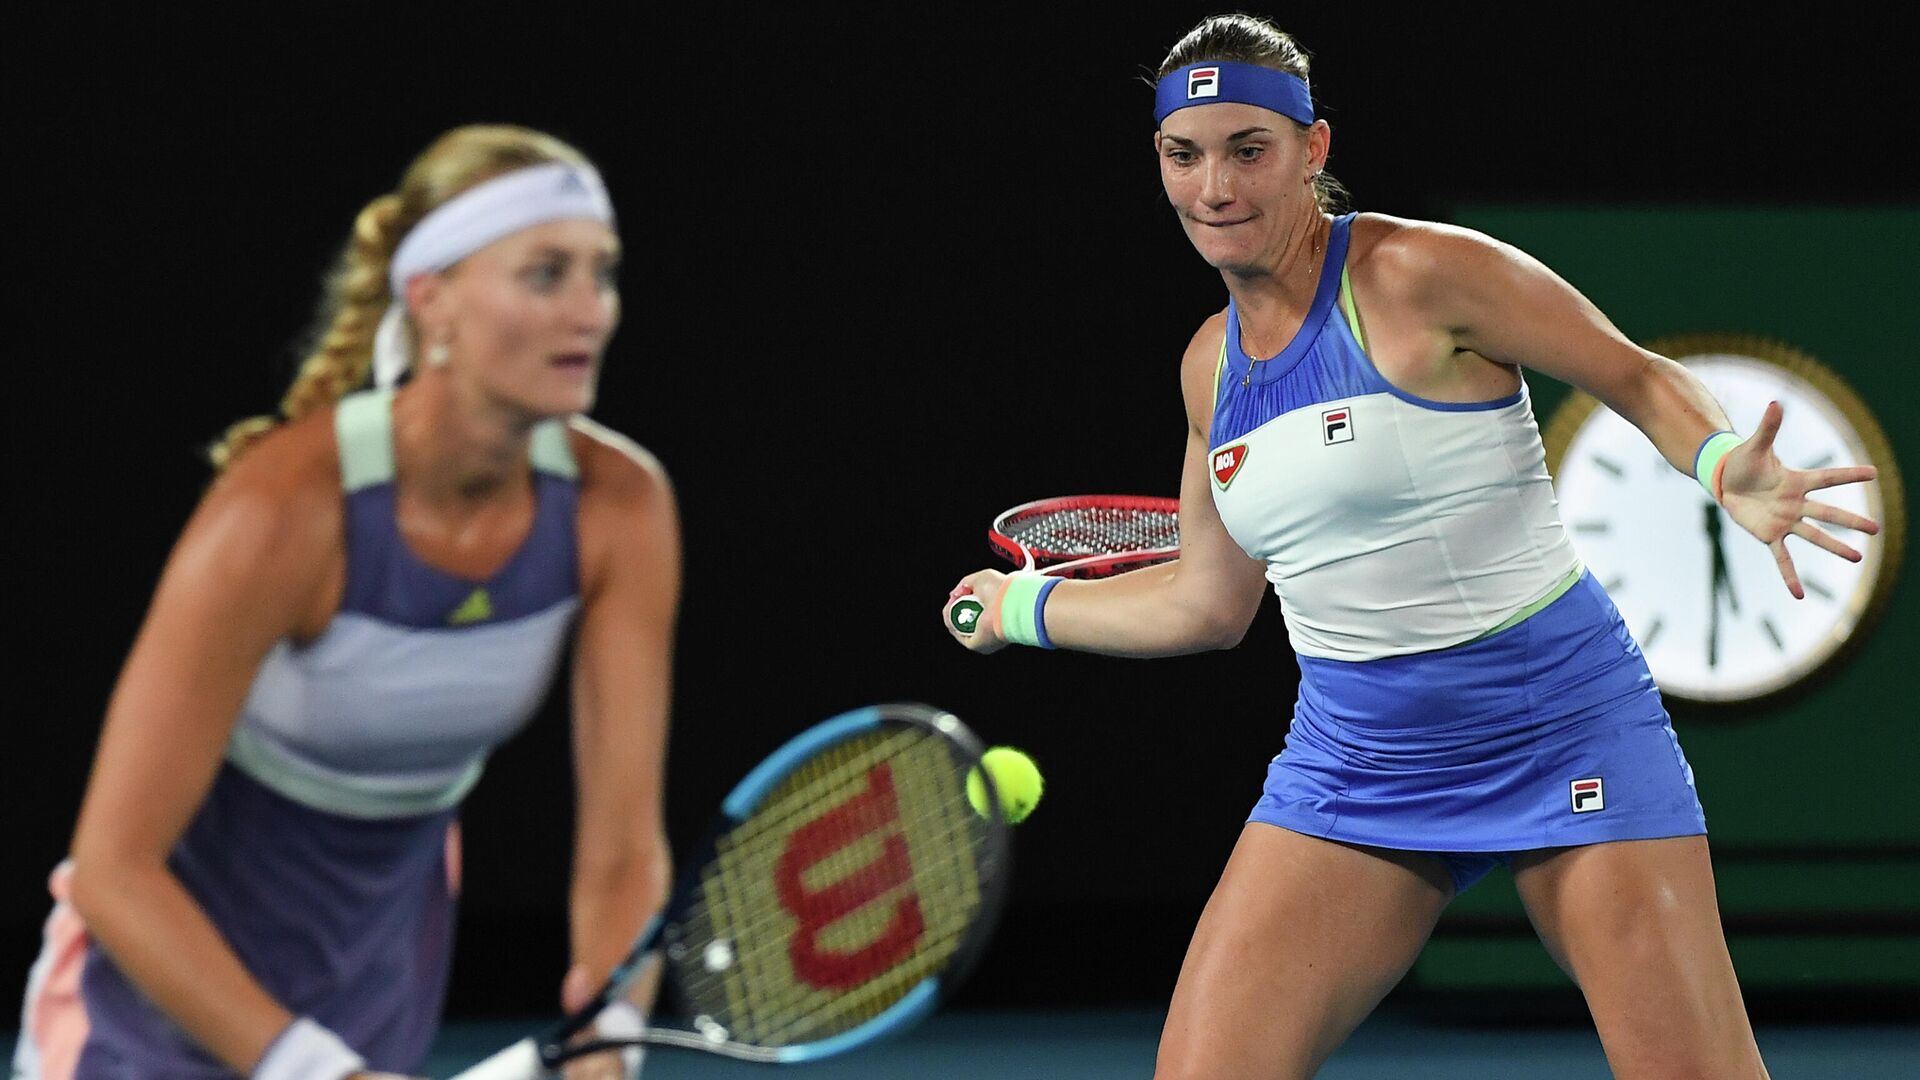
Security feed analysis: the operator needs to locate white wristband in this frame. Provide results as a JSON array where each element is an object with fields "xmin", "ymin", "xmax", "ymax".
[
  {"xmin": 252, "ymin": 1017, "xmax": 366, "ymax": 1080},
  {"xmin": 595, "ymin": 1000, "xmax": 647, "ymax": 1078}
]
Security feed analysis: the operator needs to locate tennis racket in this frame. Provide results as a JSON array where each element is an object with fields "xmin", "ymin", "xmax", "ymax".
[
  {"xmin": 450, "ymin": 703, "xmax": 1011, "ymax": 1078},
  {"xmin": 947, "ymin": 495, "xmax": 1179, "ymax": 636}
]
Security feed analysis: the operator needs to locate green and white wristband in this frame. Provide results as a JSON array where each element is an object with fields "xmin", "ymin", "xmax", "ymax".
[
  {"xmin": 998, "ymin": 573, "xmax": 1062, "ymax": 649},
  {"xmin": 1693, "ymin": 430, "xmax": 1744, "ymax": 501}
]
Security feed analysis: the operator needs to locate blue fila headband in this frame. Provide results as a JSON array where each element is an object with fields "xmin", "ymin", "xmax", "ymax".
[{"xmin": 1154, "ymin": 61, "xmax": 1315, "ymax": 127}]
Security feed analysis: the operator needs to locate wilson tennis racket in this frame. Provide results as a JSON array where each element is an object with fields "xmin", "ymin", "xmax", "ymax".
[
  {"xmin": 450, "ymin": 703, "xmax": 1010, "ymax": 1078},
  {"xmin": 946, "ymin": 495, "xmax": 1179, "ymax": 636}
]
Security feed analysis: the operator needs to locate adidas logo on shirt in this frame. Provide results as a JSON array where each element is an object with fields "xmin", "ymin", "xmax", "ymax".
[{"xmin": 448, "ymin": 588, "xmax": 493, "ymax": 625}]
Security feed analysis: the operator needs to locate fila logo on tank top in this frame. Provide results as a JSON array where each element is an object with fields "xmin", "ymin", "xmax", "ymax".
[{"xmin": 1207, "ymin": 213, "xmax": 1580, "ymax": 663}]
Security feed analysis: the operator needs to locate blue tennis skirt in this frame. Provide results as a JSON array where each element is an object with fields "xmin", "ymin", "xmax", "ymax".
[{"xmin": 1249, "ymin": 571, "xmax": 1706, "ymax": 893}]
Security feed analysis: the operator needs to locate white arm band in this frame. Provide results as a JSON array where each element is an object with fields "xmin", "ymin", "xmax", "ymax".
[
  {"xmin": 596, "ymin": 1000, "xmax": 647, "ymax": 1078},
  {"xmin": 252, "ymin": 1017, "xmax": 366, "ymax": 1080}
]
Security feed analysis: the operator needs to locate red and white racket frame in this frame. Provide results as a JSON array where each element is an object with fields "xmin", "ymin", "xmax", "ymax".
[{"xmin": 986, "ymin": 494, "xmax": 1181, "ymax": 580}]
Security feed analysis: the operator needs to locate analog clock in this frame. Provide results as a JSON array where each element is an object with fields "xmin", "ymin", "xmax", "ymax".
[{"xmin": 1543, "ymin": 334, "xmax": 1905, "ymax": 705}]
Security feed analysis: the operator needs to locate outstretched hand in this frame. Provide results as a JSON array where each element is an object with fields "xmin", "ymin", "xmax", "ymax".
[{"xmin": 1715, "ymin": 401, "xmax": 1881, "ymax": 598}]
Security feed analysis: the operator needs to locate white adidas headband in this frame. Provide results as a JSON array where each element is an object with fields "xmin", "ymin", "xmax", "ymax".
[{"xmin": 371, "ymin": 162, "xmax": 616, "ymax": 388}]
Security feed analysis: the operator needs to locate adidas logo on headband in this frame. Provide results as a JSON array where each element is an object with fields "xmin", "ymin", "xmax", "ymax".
[{"xmin": 1186, "ymin": 67, "xmax": 1220, "ymax": 100}]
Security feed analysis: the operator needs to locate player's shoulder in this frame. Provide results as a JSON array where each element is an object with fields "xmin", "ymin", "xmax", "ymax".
[
  {"xmin": 567, "ymin": 416, "xmax": 675, "ymax": 515},
  {"xmin": 1180, "ymin": 308, "xmax": 1230, "ymax": 373},
  {"xmin": 567, "ymin": 418, "xmax": 681, "ymax": 594},
  {"xmin": 1347, "ymin": 212, "xmax": 1508, "ymax": 299},
  {"xmin": 205, "ymin": 411, "xmax": 343, "ymax": 528},
  {"xmin": 1177, "ymin": 309, "xmax": 1231, "ymax": 430},
  {"xmin": 192, "ymin": 410, "xmax": 344, "ymax": 567}
]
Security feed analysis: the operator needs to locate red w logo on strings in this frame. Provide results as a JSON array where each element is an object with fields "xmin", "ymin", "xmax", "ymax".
[{"xmin": 773, "ymin": 764, "xmax": 925, "ymax": 990}]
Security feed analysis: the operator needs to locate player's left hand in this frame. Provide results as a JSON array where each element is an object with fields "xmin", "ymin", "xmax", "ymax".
[{"xmin": 1716, "ymin": 400, "xmax": 1881, "ymax": 597}]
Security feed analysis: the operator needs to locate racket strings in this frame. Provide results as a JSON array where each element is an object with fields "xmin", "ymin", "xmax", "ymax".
[
  {"xmin": 679, "ymin": 778, "xmax": 979, "ymax": 1039},
  {"xmin": 1004, "ymin": 505, "xmax": 1179, "ymax": 558},
  {"xmin": 692, "ymin": 737, "xmax": 980, "ymax": 1029},
  {"xmin": 667, "ymin": 729, "xmax": 993, "ymax": 1048},
  {"xmin": 681, "ymin": 728, "xmax": 937, "ymax": 1033},
  {"xmin": 697, "ymin": 856, "xmax": 977, "ymax": 1046},
  {"xmin": 711, "ymin": 727, "xmax": 928, "ymax": 858}
]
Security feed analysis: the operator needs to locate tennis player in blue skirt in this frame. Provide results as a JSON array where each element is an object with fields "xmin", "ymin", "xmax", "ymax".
[
  {"xmin": 946, "ymin": 15, "xmax": 1879, "ymax": 1079},
  {"xmin": 17, "ymin": 126, "xmax": 672, "ymax": 1079}
]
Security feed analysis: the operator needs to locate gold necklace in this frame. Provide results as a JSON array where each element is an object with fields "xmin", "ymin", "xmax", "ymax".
[{"xmin": 1242, "ymin": 223, "xmax": 1325, "ymax": 388}]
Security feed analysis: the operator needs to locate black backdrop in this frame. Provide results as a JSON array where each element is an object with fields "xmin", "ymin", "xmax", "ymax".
[{"xmin": 12, "ymin": 3, "xmax": 1913, "ymax": 1016}]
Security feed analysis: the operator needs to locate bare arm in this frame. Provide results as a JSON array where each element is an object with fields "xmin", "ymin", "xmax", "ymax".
[
  {"xmin": 1412, "ymin": 225, "xmax": 1730, "ymax": 475},
  {"xmin": 67, "ymin": 435, "xmax": 339, "ymax": 1072},
  {"xmin": 948, "ymin": 314, "xmax": 1269, "ymax": 657},
  {"xmin": 1411, "ymin": 224, "xmax": 1879, "ymax": 594},
  {"xmin": 561, "ymin": 423, "xmax": 677, "ymax": 1015}
]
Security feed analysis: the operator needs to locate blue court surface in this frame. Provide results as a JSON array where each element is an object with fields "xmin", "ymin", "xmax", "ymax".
[
  {"xmin": 12, "ymin": 1010, "xmax": 1913, "ymax": 1077},
  {"xmin": 411, "ymin": 1009, "xmax": 1917, "ymax": 1079}
]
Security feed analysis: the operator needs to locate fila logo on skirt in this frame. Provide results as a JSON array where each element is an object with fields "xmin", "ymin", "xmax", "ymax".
[{"xmin": 1571, "ymin": 777, "xmax": 1605, "ymax": 813}]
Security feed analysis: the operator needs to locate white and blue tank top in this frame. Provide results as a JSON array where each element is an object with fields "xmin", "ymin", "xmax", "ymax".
[
  {"xmin": 1207, "ymin": 213, "xmax": 1581, "ymax": 662},
  {"xmin": 227, "ymin": 388, "xmax": 583, "ymax": 817}
]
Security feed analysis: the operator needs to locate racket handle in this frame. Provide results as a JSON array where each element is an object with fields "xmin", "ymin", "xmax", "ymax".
[
  {"xmin": 446, "ymin": 1038, "xmax": 543, "ymax": 1080},
  {"xmin": 945, "ymin": 592, "xmax": 988, "ymax": 636}
]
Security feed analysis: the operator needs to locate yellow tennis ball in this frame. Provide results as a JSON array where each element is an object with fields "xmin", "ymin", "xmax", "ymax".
[{"xmin": 967, "ymin": 747, "xmax": 1044, "ymax": 824}]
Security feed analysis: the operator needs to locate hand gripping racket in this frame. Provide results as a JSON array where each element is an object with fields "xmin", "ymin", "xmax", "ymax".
[
  {"xmin": 450, "ymin": 703, "xmax": 1011, "ymax": 1077},
  {"xmin": 947, "ymin": 495, "xmax": 1180, "ymax": 636}
]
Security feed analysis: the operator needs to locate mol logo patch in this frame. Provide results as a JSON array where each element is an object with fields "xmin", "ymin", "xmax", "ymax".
[
  {"xmin": 1571, "ymin": 777, "xmax": 1605, "ymax": 813},
  {"xmin": 1187, "ymin": 67, "xmax": 1220, "ymax": 100},
  {"xmin": 1321, "ymin": 406, "xmax": 1354, "ymax": 445},
  {"xmin": 1211, "ymin": 443, "xmax": 1248, "ymax": 490}
]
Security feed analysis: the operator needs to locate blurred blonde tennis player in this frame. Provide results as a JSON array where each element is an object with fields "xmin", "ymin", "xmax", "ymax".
[{"xmin": 16, "ymin": 125, "xmax": 675, "ymax": 1079}]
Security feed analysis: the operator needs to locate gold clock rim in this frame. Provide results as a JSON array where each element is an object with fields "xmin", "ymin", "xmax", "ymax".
[{"xmin": 1539, "ymin": 332, "xmax": 1906, "ymax": 707}]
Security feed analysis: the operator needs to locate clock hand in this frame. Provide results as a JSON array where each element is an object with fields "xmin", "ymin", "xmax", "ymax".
[
  {"xmin": 1709, "ymin": 504, "xmax": 1740, "ymax": 616},
  {"xmin": 1712, "ymin": 503, "xmax": 1728, "ymax": 664},
  {"xmin": 1719, "ymin": 560, "xmax": 1740, "ymax": 614}
]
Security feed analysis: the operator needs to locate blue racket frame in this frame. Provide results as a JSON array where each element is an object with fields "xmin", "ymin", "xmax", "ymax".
[{"xmin": 537, "ymin": 702, "xmax": 1011, "ymax": 1068}]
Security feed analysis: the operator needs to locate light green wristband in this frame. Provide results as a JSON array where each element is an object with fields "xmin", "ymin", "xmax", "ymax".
[
  {"xmin": 1693, "ymin": 431, "xmax": 1744, "ymax": 500},
  {"xmin": 997, "ymin": 573, "xmax": 1052, "ymax": 648}
]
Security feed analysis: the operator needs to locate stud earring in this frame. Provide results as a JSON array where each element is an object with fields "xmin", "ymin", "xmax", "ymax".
[{"xmin": 425, "ymin": 342, "xmax": 451, "ymax": 368}]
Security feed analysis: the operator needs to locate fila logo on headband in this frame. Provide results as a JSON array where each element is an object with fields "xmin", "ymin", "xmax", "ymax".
[
  {"xmin": 1322, "ymin": 406, "xmax": 1354, "ymax": 445},
  {"xmin": 1571, "ymin": 777, "xmax": 1605, "ymax": 813},
  {"xmin": 1187, "ymin": 67, "xmax": 1220, "ymax": 100}
]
